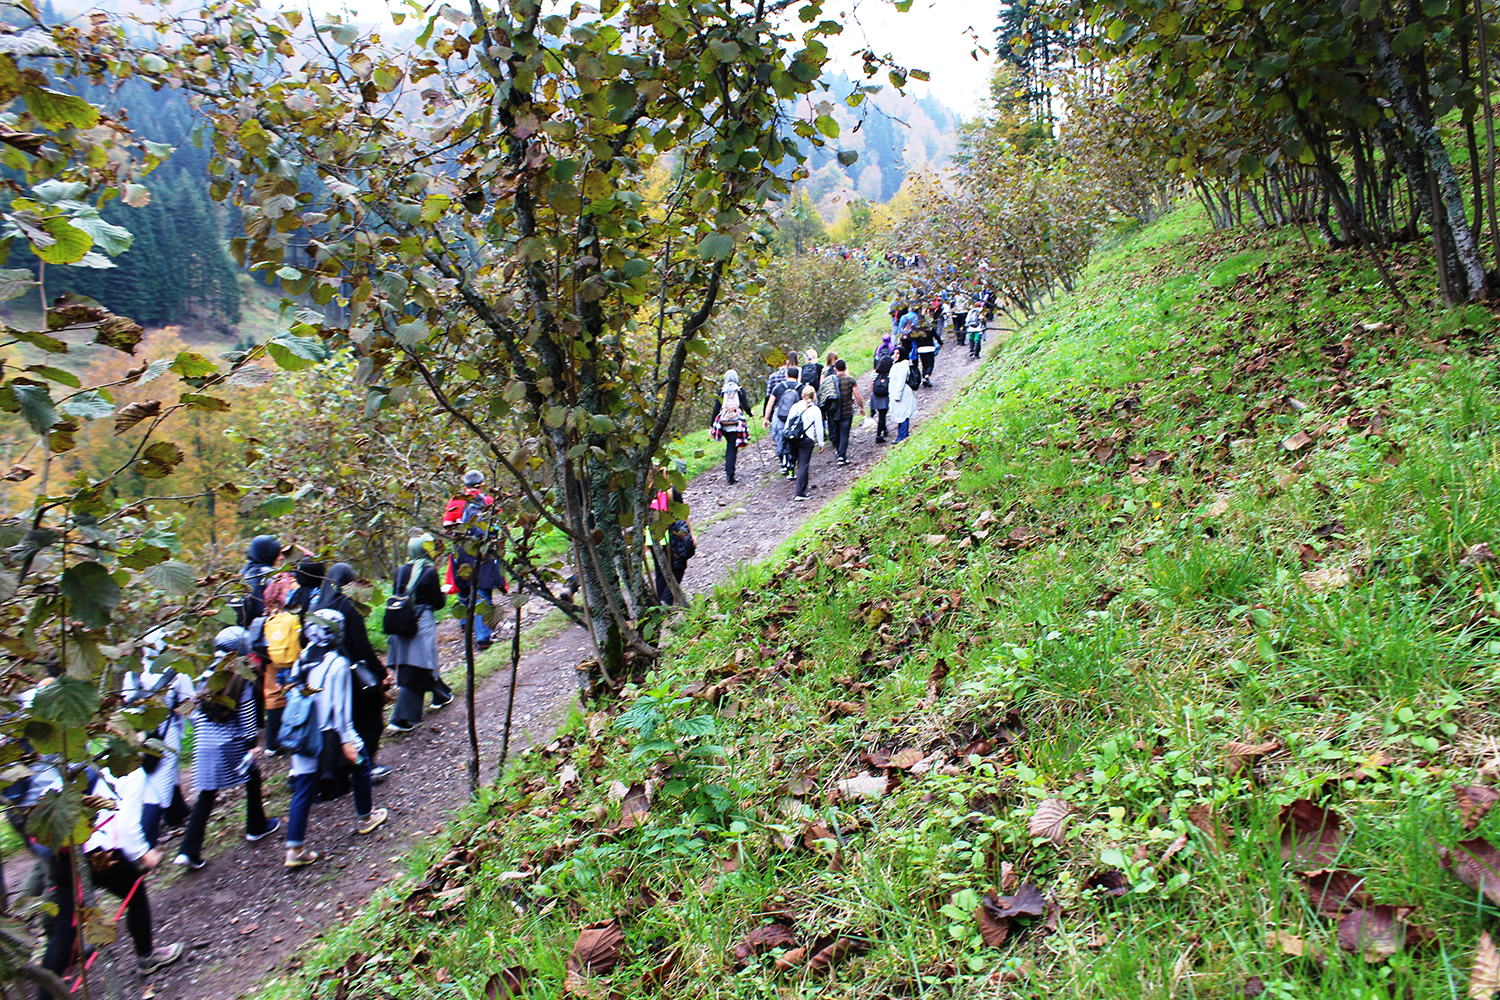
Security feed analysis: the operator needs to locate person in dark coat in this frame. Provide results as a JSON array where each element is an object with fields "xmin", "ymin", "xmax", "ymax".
[
  {"xmin": 240, "ymin": 535, "xmax": 282, "ymax": 624},
  {"xmin": 312, "ymin": 563, "xmax": 390, "ymax": 780},
  {"xmin": 444, "ymin": 471, "xmax": 506, "ymax": 650},
  {"xmin": 386, "ymin": 535, "xmax": 451, "ymax": 732},
  {"xmin": 709, "ymin": 370, "xmax": 752, "ymax": 485}
]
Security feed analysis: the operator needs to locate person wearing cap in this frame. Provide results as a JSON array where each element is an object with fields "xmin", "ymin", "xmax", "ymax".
[
  {"xmin": 444, "ymin": 470, "xmax": 506, "ymax": 650},
  {"xmin": 174, "ymin": 626, "xmax": 280, "ymax": 870},
  {"xmin": 386, "ymin": 534, "xmax": 451, "ymax": 732},
  {"xmin": 284, "ymin": 608, "xmax": 386, "ymax": 868}
]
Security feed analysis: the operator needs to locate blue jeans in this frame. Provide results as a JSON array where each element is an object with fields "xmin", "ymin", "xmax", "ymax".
[
  {"xmin": 897, "ymin": 418, "xmax": 910, "ymax": 441},
  {"xmin": 285, "ymin": 758, "xmax": 372, "ymax": 847},
  {"xmin": 458, "ymin": 586, "xmax": 494, "ymax": 645}
]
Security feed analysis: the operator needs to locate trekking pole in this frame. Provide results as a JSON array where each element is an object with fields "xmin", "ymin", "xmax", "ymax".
[
  {"xmin": 496, "ymin": 603, "xmax": 522, "ymax": 776},
  {"xmin": 463, "ymin": 573, "xmax": 479, "ymax": 798}
]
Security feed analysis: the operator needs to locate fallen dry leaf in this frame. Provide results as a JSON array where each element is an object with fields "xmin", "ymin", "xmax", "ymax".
[
  {"xmin": 889, "ymin": 748, "xmax": 924, "ymax": 770},
  {"xmin": 1085, "ymin": 870, "xmax": 1129, "ymax": 897},
  {"xmin": 836, "ymin": 773, "xmax": 886, "ymax": 801},
  {"xmin": 1457, "ymin": 785, "xmax": 1500, "ymax": 832},
  {"xmin": 619, "ymin": 783, "xmax": 651, "ymax": 831},
  {"xmin": 806, "ymin": 936, "xmax": 869, "ymax": 974},
  {"xmin": 732, "ymin": 924, "xmax": 798, "ymax": 966},
  {"xmin": 824, "ymin": 700, "xmax": 863, "ymax": 720},
  {"xmin": 640, "ymin": 946, "xmax": 680, "ymax": 993},
  {"xmin": 1267, "ymin": 930, "xmax": 1311, "ymax": 959},
  {"xmin": 1440, "ymin": 838, "xmax": 1500, "ymax": 905},
  {"xmin": 1159, "ymin": 831, "xmax": 1190, "ymax": 866},
  {"xmin": 1187, "ymin": 803, "xmax": 1232, "ymax": 848},
  {"xmin": 1244, "ymin": 975, "xmax": 1265, "ymax": 998},
  {"xmin": 1462, "ymin": 543, "xmax": 1496, "ymax": 568},
  {"xmin": 483, "ymin": 967, "xmax": 533, "ymax": 999},
  {"xmin": 1281, "ymin": 430, "xmax": 1315, "ymax": 452},
  {"xmin": 1470, "ymin": 931, "xmax": 1500, "ymax": 1000},
  {"xmin": 1029, "ymin": 798, "xmax": 1076, "ymax": 847},
  {"xmin": 773, "ymin": 946, "xmax": 807, "ymax": 973},
  {"xmin": 983, "ymin": 883, "xmax": 1047, "ymax": 919},
  {"xmin": 926, "ymin": 657, "xmax": 949, "ymax": 699},
  {"xmin": 1337, "ymin": 905, "xmax": 1427, "ymax": 964},
  {"xmin": 1280, "ymin": 799, "xmax": 1347, "ymax": 870},
  {"xmin": 1225, "ymin": 739, "xmax": 1280, "ymax": 776},
  {"xmin": 568, "ymin": 920, "xmax": 624, "ymax": 976},
  {"xmin": 1301, "ymin": 565, "xmax": 1351, "ymax": 593},
  {"xmin": 1301, "ymin": 869, "xmax": 1371, "ymax": 915},
  {"xmin": 976, "ymin": 905, "xmax": 1009, "ymax": 947}
]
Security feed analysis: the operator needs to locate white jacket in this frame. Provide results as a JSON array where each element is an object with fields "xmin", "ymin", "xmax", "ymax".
[
  {"xmin": 784, "ymin": 399, "xmax": 825, "ymax": 448},
  {"xmin": 888, "ymin": 361, "xmax": 918, "ymax": 424}
]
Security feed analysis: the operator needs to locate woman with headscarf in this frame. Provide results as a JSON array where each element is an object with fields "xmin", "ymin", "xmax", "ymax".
[
  {"xmin": 239, "ymin": 534, "xmax": 282, "ymax": 625},
  {"xmin": 709, "ymin": 369, "xmax": 752, "ymax": 485},
  {"xmin": 385, "ymin": 535, "xmax": 450, "ymax": 733},
  {"xmin": 283, "ymin": 608, "xmax": 386, "ymax": 869},
  {"xmin": 122, "ymin": 627, "xmax": 197, "ymax": 848},
  {"xmin": 312, "ymin": 563, "xmax": 390, "ymax": 779},
  {"xmin": 174, "ymin": 626, "xmax": 279, "ymax": 870}
]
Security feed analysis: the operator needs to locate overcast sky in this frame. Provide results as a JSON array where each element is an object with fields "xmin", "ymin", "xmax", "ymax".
[{"xmin": 824, "ymin": 0, "xmax": 996, "ymax": 118}]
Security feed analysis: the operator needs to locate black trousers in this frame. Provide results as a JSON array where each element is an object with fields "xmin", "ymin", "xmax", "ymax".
[
  {"xmin": 920, "ymin": 352, "xmax": 935, "ymax": 378},
  {"xmin": 352, "ymin": 684, "xmax": 385, "ymax": 764},
  {"xmin": 178, "ymin": 767, "xmax": 269, "ymax": 863},
  {"xmin": 793, "ymin": 440, "xmax": 815, "ymax": 497},
  {"xmin": 723, "ymin": 438, "xmax": 739, "ymax": 483},
  {"xmin": 41, "ymin": 850, "xmax": 152, "ymax": 990},
  {"xmin": 391, "ymin": 665, "xmax": 453, "ymax": 727},
  {"xmin": 835, "ymin": 415, "xmax": 854, "ymax": 460},
  {"xmin": 654, "ymin": 556, "xmax": 689, "ymax": 605},
  {"xmin": 874, "ymin": 408, "xmax": 888, "ymax": 439}
]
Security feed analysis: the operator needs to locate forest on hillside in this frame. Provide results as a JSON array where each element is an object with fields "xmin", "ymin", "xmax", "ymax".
[{"xmin": 1, "ymin": 0, "xmax": 1500, "ymax": 995}]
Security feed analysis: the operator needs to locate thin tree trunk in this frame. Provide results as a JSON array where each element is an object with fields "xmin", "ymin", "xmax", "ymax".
[
  {"xmin": 1478, "ymin": 0, "xmax": 1499, "ymax": 272},
  {"xmin": 464, "ymin": 580, "xmax": 479, "ymax": 796},
  {"xmin": 496, "ymin": 604, "xmax": 521, "ymax": 776}
]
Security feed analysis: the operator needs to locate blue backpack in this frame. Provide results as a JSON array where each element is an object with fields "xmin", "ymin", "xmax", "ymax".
[{"xmin": 276, "ymin": 665, "xmax": 325, "ymax": 758}]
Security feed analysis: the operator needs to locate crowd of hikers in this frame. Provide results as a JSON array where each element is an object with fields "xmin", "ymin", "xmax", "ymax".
[
  {"xmin": 710, "ymin": 282, "xmax": 995, "ymax": 500},
  {"xmin": 5, "ymin": 280, "xmax": 989, "ymax": 993},
  {"xmin": 5, "ymin": 467, "xmax": 701, "ymax": 995}
]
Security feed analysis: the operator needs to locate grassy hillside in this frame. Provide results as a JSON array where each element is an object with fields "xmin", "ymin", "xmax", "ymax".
[{"xmin": 261, "ymin": 207, "xmax": 1500, "ymax": 1000}]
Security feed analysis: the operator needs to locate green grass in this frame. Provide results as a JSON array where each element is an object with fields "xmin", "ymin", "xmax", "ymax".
[{"xmin": 252, "ymin": 202, "xmax": 1500, "ymax": 1000}]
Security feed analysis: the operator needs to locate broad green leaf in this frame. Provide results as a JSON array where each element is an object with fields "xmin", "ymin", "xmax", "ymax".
[
  {"xmin": 135, "ymin": 440, "xmax": 184, "ymax": 479},
  {"xmin": 180, "ymin": 393, "xmax": 231, "ymax": 412},
  {"xmin": 836, "ymin": 149, "xmax": 859, "ymax": 167},
  {"xmin": 0, "ymin": 269, "xmax": 36, "ymax": 302},
  {"xmin": 143, "ymin": 560, "xmax": 196, "ymax": 596},
  {"xmin": 33, "ymin": 219, "xmax": 91, "ymax": 265},
  {"xmin": 27, "ymin": 786, "xmax": 90, "ymax": 849},
  {"xmin": 59, "ymin": 561, "xmax": 121, "ymax": 629},
  {"xmin": 170, "ymin": 351, "xmax": 219, "ymax": 379},
  {"xmin": 258, "ymin": 495, "xmax": 296, "ymax": 517},
  {"xmin": 69, "ymin": 210, "xmax": 133, "ymax": 256},
  {"xmin": 57, "ymin": 390, "xmax": 113, "ymax": 420},
  {"xmin": 7, "ymin": 329, "xmax": 67, "ymax": 353},
  {"xmin": 25, "ymin": 365, "xmax": 80, "ymax": 388},
  {"xmin": 28, "ymin": 180, "xmax": 87, "ymax": 205},
  {"xmin": 266, "ymin": 334, "xmax": 327, "ymax": 371},
  {"xmin": 32, "ymin": 674, "xmax": 100, "ymax": 728},
  {"xmin": 697, "ymin": 232, "xmax": 734, "ymax": 261},
  {"xmin": 10, "ymin": 383, "xmax": 59, "ymax": 433},
  {"xmin": 24, "ymin": 89, "xmax": 99, "ymax": 130}
]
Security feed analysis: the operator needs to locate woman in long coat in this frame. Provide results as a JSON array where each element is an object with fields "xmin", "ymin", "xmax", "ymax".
[{"xmin": 386, "ymin": 535, "xmax": 450, "ymax": 732}]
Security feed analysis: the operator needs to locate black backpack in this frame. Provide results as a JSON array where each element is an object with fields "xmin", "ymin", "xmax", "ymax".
[
  {"xmin": 875, "ymin": 350, "xmax": 892, "ymax": 376},
  {"xmin": 872, "ymin": 373, "xmax": 890, "ymax": 401},
  {"xmin": 775, "ymin": 383, "xmax": 799, "ymax": 420},
  {"xmin": 783, "ymin": 408, "xmax": 808, "ymax": 445},
  {"xmin": 906, "ymin": 361, "xmax": 922, "ymax": 390},
  {"xmin": 669, "ymin": 520, "xmax": 696, "ymax": 561}
]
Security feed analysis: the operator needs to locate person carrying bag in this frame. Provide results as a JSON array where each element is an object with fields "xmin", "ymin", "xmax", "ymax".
[{"xmin": 385, "ymin": 535, "xmax": 452, "ymax": 733}]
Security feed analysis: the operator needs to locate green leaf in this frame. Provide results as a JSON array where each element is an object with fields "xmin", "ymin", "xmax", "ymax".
[
  {"xmin": 266, "ymin": 334, "xmax": 326, "ymax": 371},
  {"xmin": 57, "ymin": 390, "xmax": 113, "ymax": 420},
  {"xmin": 11, "ymin": 383, "xmax": 59, "ymax": 434},
  {"xmin": 836, "ymin": 149, "xmax": 859, "ymax": 167},
  {"xmin": 180, "ymin": 393, "xmax": 231, "ymax": 412},
  {"xmin": 59, "ymin": 561, "xmax": 121, "ymax": 629},
  {"xmin": 258, "ymin": 495, "xmax": 296, "ymax": 517},
  {"xmin": 0, "ymin": 269, "xmax": 37, "ymax": 302},
  {"xmin": 419, "ymin": 194, "xmax": 450, "ymax": 222},
  {"xmin": 394, "ymin": 320, "xmax": 429, "ymax": 346},
  {"xmin": 32, "ymin": 675, "xmax": 100, "ymax": 728},
  {"xmin": 26, "ymin": 786, "xmax": 90, "ymax": 849},
  {"xmin": 814, "ymin": 114, "xmax": 840, "ymax": 138},
  {"xmin": 33, "ymin": 219, "xmax": 91, "ymax": 265},
  {"xmin": 7, "ymin": 329, "xmax": 68, "ymax": 353},
  {"xmin": 674, "ymin": 715, "xmax": 717, "ymax": 737},
  {"xmin": 170, "ymin": 351, "xmax": 219, "ymax": 379},
  {"xmin": 143, "ymin": 560, "xmax": 196, "ymax": 596},
  {"xmin": 68, "ymin": 209, "xmax": 133, "ymax": 256},
  {"xmin": 696, "ymin": 232, "xmax": 734, "ymax": 261},
  {"xmin": 25, "ymin": 365, "xmax": 80, "ymax": 388},
  {"xmin": 24, "ymin": 89, "xmax": 100, "ymax": 130}
]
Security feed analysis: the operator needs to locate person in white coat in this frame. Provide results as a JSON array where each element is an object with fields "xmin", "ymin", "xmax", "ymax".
[
  {"xmin": 122, "ymin": 628, "xmax": 197, "ymax": 848},
  {"xmin": 888, "ymin": 356, "xmax": 918, "ymax": 441},
  {"xmin": 783, "ymin": 385, "xmax": 826, "ymax": 502}
]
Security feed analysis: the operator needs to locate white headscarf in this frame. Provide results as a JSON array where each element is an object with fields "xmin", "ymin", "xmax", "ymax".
[{"xmin": 722, "ymin": 370, "xmax": 739, "ymax": 394}]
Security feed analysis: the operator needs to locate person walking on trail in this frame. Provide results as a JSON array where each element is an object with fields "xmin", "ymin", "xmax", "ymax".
[
  {"xmin": 312, "ymin": 563, "xmax": 390, "ymax": 780},
  {"xmin": 816, "ymin": 350, "xmax": 841, "ymax": 438},
  {"xmin": 251, "ymin": 575, "xmax": 300, "ymax": 753},
  {"xmin": 831, "ymin": 359, "xmax": 865, "ymax": 466},
  {"xmin": 799, "ymin": 347, "xmax": 823, "ymax": 390},
  {"xmin": 386, "ymin": 534, "xmax": 452, "ymax": 733},
  {"xmin": 870, "ymin": 347, "xmax": 894, "ymax": 444},
  {"xmin": 783, "ymin": 385, "xmax": 825, "ymax": 502},
  {"xmin": 889, "ymin": 353, "xmax": 918, "ymax": 442},
  {"xmin": 913, "ymin": 323, "xmax": 939, "ymax": 387},
  {"xmin": 238, "ymin": 534, "xmax": 283, "ymax": 625},
  {"xmin": 123, "ymin": 628, "xmax": 196, "ymax": 848},
  {"xmin": 951, "ymin": 288, "xmax": 971, "ymax": 342},
  {"xmin": 710, "ymin": 369, "xmax": 751, "ymax": 485},
  {"xmin": 19, "ymin": 759, "xmax": 185, "ymax": 993},
  {"xmin": 283, "ymin": 608, "xmax": 387, "ymax": 869},
  {"xmin": 443, "ymin": 470, "xmax": 507, "ymax": 651},
  {"xmin": 650, "ymin": 488, "xmax": 695, "ymax": 605},
  {"xmin": 967, "ymin": 309, "xmax": 987, "ymax": 358},
  {"xmin": 763, "ymin": 364, "xmax": 801, "ymax": 477},
  {"xmin": 175, "ymin": 627, "xmax": 279, "ymax": 870}
]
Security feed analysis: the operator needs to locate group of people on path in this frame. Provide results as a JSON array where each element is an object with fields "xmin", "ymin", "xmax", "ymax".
[
  {"xmin": 710, "ymin": 288, "xmax": 990, "ymax": 501},
  {"xmin": 3, "ymin": 471, "xmax": 522, "ymax": 994}
]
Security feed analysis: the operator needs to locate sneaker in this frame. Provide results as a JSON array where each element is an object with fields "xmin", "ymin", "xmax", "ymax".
[
  {"xmin": 386, "ymin": 720, "xmax": 415, "ymax": 733},
  {"xmin": 793, "ymin": 494, "xmax": 808, "ymax": 502},
  {"xmin": 430, "ymin": 692, "xmax": 454, "ymax": 710},
  {"xmin": 137, "ymin": 942, "xmax": 184, "ymax": 976},
  {"xmin": 245, "ymin": 817, "xmax": 282, "ymax": 842},
  {"xmin": 285, "ymin": 848, "xmax": 319, "ymax": 869},
  {"xmin": 173, "ymin": 854, "xmax": 205, "ymax": 871},
  {"xmin": 369, "ymin": 765, "xmax": 392, "ymax": 782},
  {"xmin": 355, "ymin": 808, "xmax": 389, "ymax": 835}
]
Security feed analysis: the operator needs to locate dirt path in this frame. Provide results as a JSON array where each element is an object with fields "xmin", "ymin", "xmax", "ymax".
[{"xmin": 33, "ymin": 334, "xmax": 994, "ymax": 1000}]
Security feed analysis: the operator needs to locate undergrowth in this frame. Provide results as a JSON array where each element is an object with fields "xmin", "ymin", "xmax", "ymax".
[{"xmin": 258, "ymin": 205, "xmax": 1500, "ymax": 1000}]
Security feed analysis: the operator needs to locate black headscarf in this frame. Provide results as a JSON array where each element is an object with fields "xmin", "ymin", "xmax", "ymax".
[{"xmin": 314, "ymin": 563, "xmax": 356, "ymax": 612}]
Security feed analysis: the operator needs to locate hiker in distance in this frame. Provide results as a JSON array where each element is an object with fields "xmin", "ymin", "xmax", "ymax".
[
  {"xmin": 710, "ymin": 369, "xmax": 752, "ymax": 485},
  {"xmin": 763, "ymin": 363, "xmax": 802, "ymax": 478},
  {"xmin": 386, "ymin": 533, "xmax": 453, "ymax": 733},
  {"xmin": 830, "ymin": 359, "xmax": 866, "ymax": 466},
  {"xmin": 443, "ymin": 470, "xmax": 507, "ymax": 651},
  {"xmin": 783, "ymin": 384, "xmax": 826, "ymax": 502}
]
